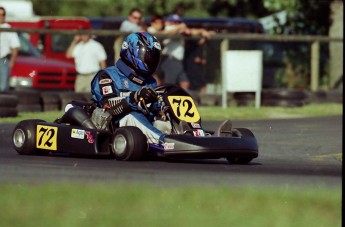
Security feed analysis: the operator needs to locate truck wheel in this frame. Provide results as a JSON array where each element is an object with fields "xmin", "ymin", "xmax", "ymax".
[
  {"xmin": 111, "ymin": 126, "xmax": 148, "ymax": 161},
  {"xmin": 12, "ymin": 119, "xmax": 47, "ymax": 155}
]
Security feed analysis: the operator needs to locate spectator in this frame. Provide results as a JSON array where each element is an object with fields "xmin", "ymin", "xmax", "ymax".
[
  {"xmin": 147, "ymin": 14, "xmax": 187, "ymax": 85},
  {"xmin": 158, "ymin": 14, "xmax": 213, "ymax": 90},
  {"xmin": 115, "ymin": 8, "xmax": 145, "ymax": 64},
  {"xmin": 0, "ymin": 6, "xmax": 20, "ymax": 92},
  {"xmin": 184, "ymin": 37, "xmax": 208, "ymax": 93},
  {"xmin": 119, "ymin": 8, "xmax": 144, "ymax": 32},
  {"xmin": 147, "ymin": 14, "xmax": 165, "ymax": 34},
  {"xmin": 148, "ymin": 14, "xmax": 187, "ymax": 35},
  {"xmin": 66, "ymin": 31, "xmax": 107, "ymax": 93}
]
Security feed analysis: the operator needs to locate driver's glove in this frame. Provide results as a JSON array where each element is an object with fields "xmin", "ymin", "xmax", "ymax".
[{"xmin": 130, "ymin": 87, "xmax": 158, "ymax": 105}]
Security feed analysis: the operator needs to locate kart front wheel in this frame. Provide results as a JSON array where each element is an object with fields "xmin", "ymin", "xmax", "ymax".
[
  {"xmin": 12, "ymin": 119, "xmax": 48, "ymax": 155},
  {"xmin": 111, "ymin": 126, "xmax": 148, "ymax": 161}
]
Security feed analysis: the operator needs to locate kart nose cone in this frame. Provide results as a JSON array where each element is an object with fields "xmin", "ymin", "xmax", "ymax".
[
  {"xmin": 13, "ymin": 129, "xmax": 25, "ymax": 148},
  {"xmin": 113, "ymin": 134, "xmax": 127, "ymax": 155}
]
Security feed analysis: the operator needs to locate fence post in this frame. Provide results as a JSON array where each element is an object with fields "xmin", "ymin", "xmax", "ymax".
[
  {"xmin": 311, "ymin": 41, "xmax": 320, "ymax": 91},
  {"xmin": 221, "ymin": 38, "xmax": 229, "ymax": 108}
]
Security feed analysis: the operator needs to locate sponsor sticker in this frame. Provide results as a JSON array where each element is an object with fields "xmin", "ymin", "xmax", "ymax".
[
  {"xmin": 122, "ymin": 41, "xmax": 128, "ymax": 49},
  {"xmin": 85, "ymin": 131, "xmax": 95, "ymax": 143},
  {"xmin": 123, "ymin": 79, "xmax": 129, "ymax": 88},
  {"xmin": 193, "ymin": 129, "xmax": 205, "ymax": 137},
  {"xmin": 163, "ymin": 142, "xmax": 175, "ymax": 150},
  {"xmin": 191, "ymin": 123, "xmax": 201, "ymax": 128},
  {"xmin": 99, "ymin": 78, "xmax": 112, "ymax": 84},
  {"xmin": 102, "ymin": 85, "xmax": 113, "ymax": 95},
  {"xmin": 71, "ymin": 129, "xmax": 85, "ymax": 139},
  {"xmin": 153, "ymin": 42, "xmax": 161, "ymax": 50},
  {"xmin": 132, "ymin": 77, "xmax": 143, "ymax": 84}
]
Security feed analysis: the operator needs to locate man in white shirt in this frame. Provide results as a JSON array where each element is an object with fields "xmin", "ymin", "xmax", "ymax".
[
  {"xmin": 0, "ymin": 6, "xmax": 20, "ymax": 92},
  {"xmin": 66, "ymin": 31, "xmax": 107, "ymax": 92}
]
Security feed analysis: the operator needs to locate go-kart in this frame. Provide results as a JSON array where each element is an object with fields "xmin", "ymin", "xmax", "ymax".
[{"xmin": 12, "ymin": 85, "xmax": 259, "ymax": 164}]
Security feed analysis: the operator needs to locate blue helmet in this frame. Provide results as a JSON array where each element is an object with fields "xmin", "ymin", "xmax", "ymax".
[{"xmin": 120, "ymin": 32, "xmax": 162, "ymax": 77}]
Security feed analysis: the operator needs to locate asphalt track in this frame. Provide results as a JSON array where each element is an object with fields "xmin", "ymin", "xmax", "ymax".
[{"xmin": 0, "ymin": 116, "xmax": 342, "ymax": 188}]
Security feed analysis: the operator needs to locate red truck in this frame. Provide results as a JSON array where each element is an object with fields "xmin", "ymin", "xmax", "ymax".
[{"xmin": 7, "ymin": 17, "xmax": 92, "ymax": 90}]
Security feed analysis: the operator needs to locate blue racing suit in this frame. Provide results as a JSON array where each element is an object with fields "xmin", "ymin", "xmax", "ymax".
[{"xmin": 91, "ymin": 59, "xmax": 165, "ymax": 145}]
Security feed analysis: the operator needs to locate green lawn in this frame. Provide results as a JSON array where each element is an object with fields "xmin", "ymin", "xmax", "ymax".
[
  {"xmin": 0, "ymin": 103, "xmax": 342, "ymax": 123},
  {"xmin": 0, "ymin": 183, "xmax": 341, "ymax": 227}
]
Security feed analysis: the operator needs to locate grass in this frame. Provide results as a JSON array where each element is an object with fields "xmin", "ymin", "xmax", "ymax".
[
  {"xmin": 0, "ymin": 183, "xmax": 341, "ymax": 227},
  {"xmin": 0, "ymin": 103, "xmax": 342, "ymax": 123}
]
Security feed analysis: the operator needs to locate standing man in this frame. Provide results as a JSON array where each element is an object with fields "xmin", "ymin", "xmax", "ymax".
[
  {"xmin": 115, "ymin": 8, "xmax": 145, "ymax": 63},
  {"xmin": 119, "ymin": 8, "xmax": 144, "ymax": 32},
  {"xmin": 66, "ymin": 31, "xmax": 107, "ymax": 92},
  {"xmin": 158, "ymin": 14, "xmax": 213, "ymax": 90},
  {"xmin": 0, "ymin": 6, "xmax": 20, "ymax": 92}
]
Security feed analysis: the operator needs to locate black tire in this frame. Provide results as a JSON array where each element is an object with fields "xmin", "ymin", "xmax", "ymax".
[
  {"xmin": 262, "ymin": 89, "xmax": 307, "ymax": 100},
  {"xmin": 12, "ymin": 119, "xmax": 48, "ymax": 155},
  {"xmin": 11, "ymin": 90, "xmax": 41, "ymax": 104},
  {"xmin": 111, "ymin": 126, "xmax": 148, "ymax": 161},
  {"xmin": 226, "ymin": 157, "xmax": 253, "ymax": 164},
  {"xmin": 40, "ymin": 92, "xmax": 60, "ymax": 111},
  {"xmin": 262, "ymin": 99, "xmax": 304, "ymax": 107},
  {"xmin": 0, "ymin": 94, "xmax": 18, "ymax": 107},
  {"xmin": 59, "ymin": 92, "xmax": 87, "ymax": 110},
  {"xmin": 17, "ymin": 104, "xmax": 42, "ymax": 112},
  {"xmin": 0, "ymin": 107, "xmax": 18, "ymax": 117},
  {"xmin": 236, "ymin": 128, "xmax": 255, "ymax": 137},
  {"xmin": 226, "ymin": 128, "xmax": 255, "ymax": 164}
]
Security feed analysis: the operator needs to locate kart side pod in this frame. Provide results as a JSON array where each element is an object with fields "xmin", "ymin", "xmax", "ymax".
[
  {"xmin": 12, "ymin": 119, "xmax": 112, "ymax": 156},
  {"xmin": 160, "ymin": 128, "xmax": 259, "ymax": 162}
]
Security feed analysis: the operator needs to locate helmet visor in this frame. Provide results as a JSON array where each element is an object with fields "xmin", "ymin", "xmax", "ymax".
[{"xmin": 137, "ymin": 45, "xmax": 161, "ymax": 74}]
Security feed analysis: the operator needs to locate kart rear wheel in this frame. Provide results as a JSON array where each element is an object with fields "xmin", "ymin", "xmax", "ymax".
[
  {"xmin": 12, "ymin": 119, "xmax": 48, "ymax": 155},
  {"xmin": 226, "ymin": 128, "xmax": 256, "ymax": 164},
  {"xmin": 111, "ymin": 126, "xmax": 148, "ymax": 161},
  {"xmin": 226, "ymin": 157, "xmax": 253, "ymax": 164}
]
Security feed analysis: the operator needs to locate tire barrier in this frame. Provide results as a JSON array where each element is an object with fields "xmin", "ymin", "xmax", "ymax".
[
  {"xmin": 40, "ymin": 92, "xmax": 60, "ymax": 111},
  {"xmin": 233, "ymin": 92, "xmax": 255, "ymax": 106},
  {"xmin": 59, "ymin": 92, "xmax": 89, "ymax": 110},
  {"xmin": 233, "ymin": 89, "xmax": 309, "ymax": 107},
  {"xmin": 11, "ymin": 90, "xmax": 42, "ymax": 112},
  {"xmin": 0, "ymin": 94, "xmax": 18, "ymax": 117},
  {"xmin": 261, "ymin": 89, "xmax": 308, "ymax": 107}
]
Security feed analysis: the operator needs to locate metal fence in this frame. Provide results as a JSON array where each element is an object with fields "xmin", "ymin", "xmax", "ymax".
[{"xmin": 1, "ymin": 27, "xmax": 343, "ymax": 92}]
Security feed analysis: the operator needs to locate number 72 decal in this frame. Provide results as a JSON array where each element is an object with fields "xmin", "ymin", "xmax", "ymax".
[
  {"xmin": 167, "ymin": 96, "xmax": 200, "ymax": 123},
  {"xmin": 36, "ymin": 125, "xmax": 58, "ymax": 151}
]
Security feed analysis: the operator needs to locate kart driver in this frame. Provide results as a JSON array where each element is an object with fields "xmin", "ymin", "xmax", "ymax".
[{"xmin": 90, "ymin": 32, "xmax": 167, "ymax": 145}]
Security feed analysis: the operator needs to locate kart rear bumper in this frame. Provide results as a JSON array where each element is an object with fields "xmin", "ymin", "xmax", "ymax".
[{"xmin": 160, "ymin": 135, "xmax": 258, "ymax": 159}]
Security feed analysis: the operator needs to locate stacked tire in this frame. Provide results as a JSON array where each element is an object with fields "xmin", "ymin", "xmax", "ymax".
[
  {"xmin": 232, "ymin": 89, "xmax": 308, "ymax": 107},
  {"xmin": 59, "ymin": 92, "xmax": 89, "ymax": 110},
  {"xmin": 262, "ymin": 89, "xmax": 308, "ymax": 107},
  {"xmin": 11, "ymin": 90, "xmax": 42, "ymax": 112},
  {"xmin": 233, "ymin": 92, "xmax": 255, "ymax": 106},
  {"xmin": 40, "ymin": 91, "xmax": 61, "ymax": 111},
  {"xmin": 0, "ymin": 93, "xmax": 18, "ymax": 117}
]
